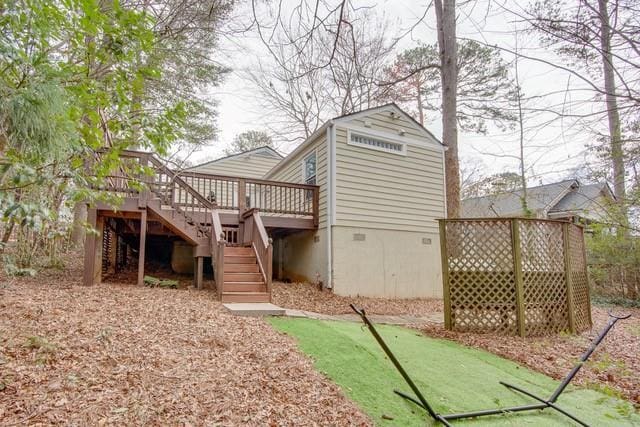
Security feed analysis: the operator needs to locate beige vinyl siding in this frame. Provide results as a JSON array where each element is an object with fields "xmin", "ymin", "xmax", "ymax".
[
  {"xmin": 334, "ymin": 126, "xmax": 445, "ymax": 233},
  {"xmin": 266, "ymin": 134, "xmax": 328, "ymax": 228},
  {"xmin": 190, "ymin": 153, "xmax": 281, "ymax": 178},
  {"xmin": 347, "ymin": 110, "xmax": 428, "ymax": 140}
]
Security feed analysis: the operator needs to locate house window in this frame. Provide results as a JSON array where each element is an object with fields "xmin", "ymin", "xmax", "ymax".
[
  {"xmin": 349, "ymin": 132, "xmax": 405, "ymax": 155},
  {"xmin": 303, "ymin": 152, "xmax": 316, "ymax": 185}
]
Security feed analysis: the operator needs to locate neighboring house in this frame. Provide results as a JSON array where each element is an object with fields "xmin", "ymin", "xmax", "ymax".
[
  {"xmin": 461, "ymin": 179, "xmax": 615, "ymax": 223},
  {"xmin": 187, "ymin": 146, "xmax": 282, "ymax": 178},
  {"xmin": 190, "ymin": 103, "xmax": 446, "ymax": 298}
]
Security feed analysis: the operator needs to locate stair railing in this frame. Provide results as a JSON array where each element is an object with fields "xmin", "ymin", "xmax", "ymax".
[
  {"xmin": 242, "ymin": 209, "xmax": 273, "ymax": 298},
  {"xmin": 211, "ymin": 208, "xmax": 226, "ymax": 299},
  {"xmin": 145, "ymin": 155, "xmax": 214, "ymax": 239}
]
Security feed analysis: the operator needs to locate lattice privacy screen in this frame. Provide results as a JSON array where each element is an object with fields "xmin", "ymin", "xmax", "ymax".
[{"xmin": 439, "ymin": 219, "xmax": 592, "ymax": 337}]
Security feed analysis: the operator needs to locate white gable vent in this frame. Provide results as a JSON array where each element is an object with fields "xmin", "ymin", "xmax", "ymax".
[{"xmin": 349, "ymin": 132, "xmax": 406, "ymax": 155}]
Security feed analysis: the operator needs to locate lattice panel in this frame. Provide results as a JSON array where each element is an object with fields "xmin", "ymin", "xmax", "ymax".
[
  {"xmin": 445, "ymin": 220, "xmax": 517, "ymax": 334},
  {"xmin": 441, "ymin": 219, "xmax": 592, "ymax": 337},
  {"xmin": 568, "ymin": 225, "xmax": 591, "ymax": 332},
  {"xmin": 519, "ymin": 221, "xmax": 569, "ymax": 335}
]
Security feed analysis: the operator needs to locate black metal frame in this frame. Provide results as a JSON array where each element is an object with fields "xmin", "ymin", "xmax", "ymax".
[{"xmin": 350, "ymin": 304, "xmax": 630, "ymax": 426}]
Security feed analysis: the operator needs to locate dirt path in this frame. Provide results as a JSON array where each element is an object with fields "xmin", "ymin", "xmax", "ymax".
[{"xmin": 0, "ymin": 277, "xmax": 370, "ymax": 426}]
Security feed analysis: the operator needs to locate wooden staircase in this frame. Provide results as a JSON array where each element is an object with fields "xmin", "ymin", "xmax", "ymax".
[
  {"xmin": 212, "ymin": 208, "xmax": 273, "ymax": 303},
  {"xmin": 221, "ymin": 246, "xmax": 269, "ymax": 302}
]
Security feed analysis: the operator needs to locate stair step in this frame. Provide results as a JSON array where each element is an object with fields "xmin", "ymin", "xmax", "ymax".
[
  {"xmin": 223, "ymin": 282, "xmax": 267, "ymax": 292},
  {"xmin": 225, "ymin": 246, "xmax": 254, "ymax": 256},
  {"xmin": 224, "ymin": 255, "xmax": 257, "ymax": 264},
  {"xmin": 221, "ymin": 292, "xmax": 270, "ymax": 303},
  {"xmin": 224, "ymin": 272, "xmax": 263, "ymax": 282},
  {"xmin": 224, "ymin": 264, "xmax": 260, "ymax": 273}
]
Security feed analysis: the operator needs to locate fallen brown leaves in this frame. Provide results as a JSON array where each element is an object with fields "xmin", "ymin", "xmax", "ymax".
[
  {"xmin": 272, "ymin": 281, "xmax": 443, "ymax": 316},
  {"xmin": 0, "ymin": 271, "xmax": 371, "ymax": 425}
]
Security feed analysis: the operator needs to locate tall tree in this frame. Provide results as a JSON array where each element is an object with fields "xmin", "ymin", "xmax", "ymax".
[
  {"xmin": 224, "ymin": 130, "xmax": 274, "ymax": 155},
  {"xmin": 380, "ymin": 40, "xmax": 516, "ymax": 132},
  {"xmin": 527, "ymin": 0, "xmax": 640, "ymax": 231},
  {"xmin": 436, "ymin": 0, "xmax": 460, "ymax": 218}
]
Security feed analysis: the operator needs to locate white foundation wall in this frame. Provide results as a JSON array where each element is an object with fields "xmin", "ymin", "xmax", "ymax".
[
  {"xmin": 277, "ymin": 228, "xmax": 328, "ymax": 286},
  {"xmin": 332, "ymin": 226, "xmax": 442, "ymax": 298}
]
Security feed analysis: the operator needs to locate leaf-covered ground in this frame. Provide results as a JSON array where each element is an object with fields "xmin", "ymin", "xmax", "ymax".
[
  {"xmin": 0, "ymin": 273, "xmax": 370, "ymax": 425},
  {"xmin": 273, "ymin": 281, "xmax": 640, "ymax": 407}
]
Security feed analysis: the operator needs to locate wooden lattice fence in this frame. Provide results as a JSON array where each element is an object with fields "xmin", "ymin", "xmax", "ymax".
[{"xmin": 438, "ymin": 218, "xmax": 592, "ymax": 337}]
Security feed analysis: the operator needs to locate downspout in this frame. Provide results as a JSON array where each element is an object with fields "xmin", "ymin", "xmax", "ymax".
[{"xmin": 326, "ymin": 121, "xmax": 335, "ymax": 289}]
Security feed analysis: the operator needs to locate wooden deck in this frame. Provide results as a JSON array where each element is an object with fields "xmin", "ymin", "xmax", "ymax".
[{"xmin": 83, "ymin": 150, "xmax": 319, "ymax": 301}]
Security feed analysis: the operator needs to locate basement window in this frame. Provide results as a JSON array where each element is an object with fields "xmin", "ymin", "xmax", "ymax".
[{"xmin": 349, "ymin": 132, "xmax": 406, "ymax": 155}]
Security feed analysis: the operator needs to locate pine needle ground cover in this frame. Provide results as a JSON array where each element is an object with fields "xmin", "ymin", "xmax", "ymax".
[{"xmin": 269, "ymin": 318, "xmax": 640, "ymax": 426}]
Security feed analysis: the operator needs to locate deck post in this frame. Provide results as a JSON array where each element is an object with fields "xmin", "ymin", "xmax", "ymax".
[
  {"xmin": 194, "ymin": 256, "xmax": 204, "ymax": 289},
  {"xmin": 83, "ymin": 208, "xmax": 100, "ymax": 286},
  {"xmin": 137, "ymin": 209, "xmax": 147, "ymax": 286}
]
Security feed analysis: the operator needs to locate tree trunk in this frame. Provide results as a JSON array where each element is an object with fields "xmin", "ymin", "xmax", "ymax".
[
  {"xmin": 435, "ymin": 0, "xmax": 460, "ymax": 218},
  {"xmin": 416, "ymin": 82, "xmax": 425, "ymax": 125},
  {"xmin": 597, "ymin": 0, "xmax": 627, "ymax": 232}
]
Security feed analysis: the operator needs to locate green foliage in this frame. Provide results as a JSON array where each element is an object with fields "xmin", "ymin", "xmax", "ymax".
[
  {"xmin": 0, "ymin": 0, "xmax": 231, "ymax": 270},
  {"xmin": 224, "ymin": 130, "xmax": 274, "ymax": 156},
  {"xmin": 586, "ymin": 223, "xmax": 639, "ymax": 299},
  {"xmin": 382, "ymin": 40, "xmax": 517, "ymax": 133}
]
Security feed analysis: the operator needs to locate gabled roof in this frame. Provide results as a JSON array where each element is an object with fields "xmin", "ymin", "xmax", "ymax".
[
  {"xmin": 462, "ymin": 179, "xmax": 579, "ymax": 217},
  {"xmin": 188, "ymin": 146, "xmax": 282, "ymax": 170},
  {"xmin": 264, "ymin": 103, "xmax": 443, "ymax": 179},
  {"xmin": 549, "ymin": 182, "xmax": 615, "ymax": 214},
  {"xmin": 332, "ymin": 102, "xmax": 444, "ymax": 146},
  {"xmin": 462, "ymin": 179, "xmax": 616, "ymax": 219}
]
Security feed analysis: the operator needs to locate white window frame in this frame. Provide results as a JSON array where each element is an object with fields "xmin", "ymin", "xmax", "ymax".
[
  {"xmin": 347, "ymin": 129, "xmax": 407, "ymax": 156},
  {"xmin": 301, "ymin": 150, "xmax": 318, "ymax": 185}
]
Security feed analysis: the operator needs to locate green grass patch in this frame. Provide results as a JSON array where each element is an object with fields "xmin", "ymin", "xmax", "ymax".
[{"xmin": 270, "ymin": 318, "xmax": 639, "ymax": 426}]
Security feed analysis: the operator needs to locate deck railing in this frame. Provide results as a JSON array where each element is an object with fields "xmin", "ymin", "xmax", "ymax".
[
  {"xmin": 96, "ymin": 150, "xmax": 319, "ymax": 226},
  {"xmin": 179, "ymin": 171, "xmax": 319, "ymax": 222}
]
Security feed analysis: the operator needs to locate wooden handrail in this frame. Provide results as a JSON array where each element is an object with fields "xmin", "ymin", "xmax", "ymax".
[
  {"xmin": 211, "ymin": 209, "xmax": 226, "ymax": 299},
  {"xmin": 243, "ymin": 210, "xmax": 273, "ymax": 298}
]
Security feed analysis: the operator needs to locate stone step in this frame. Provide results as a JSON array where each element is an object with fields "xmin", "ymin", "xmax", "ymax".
[
  {"xmin": 223, "ymin": 303, "xmax": 285, "ymax": 317},
  {"xmin": 224, "ymin": 272, "xmax": 263, "ymax": 282},
  {"xmin": 221, "ymin": 292, "xmax": 270, "ymax": 303}
]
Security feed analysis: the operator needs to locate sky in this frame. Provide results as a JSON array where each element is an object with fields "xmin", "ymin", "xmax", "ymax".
[{"xmin": 187, "ymin": 0, "xmax": 604, "ymax": 187}]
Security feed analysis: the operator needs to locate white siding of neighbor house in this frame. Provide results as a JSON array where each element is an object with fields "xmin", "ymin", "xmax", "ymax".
[{"xmin": 190, "ymin": 152, "xmax": 281, "ymax": 178}]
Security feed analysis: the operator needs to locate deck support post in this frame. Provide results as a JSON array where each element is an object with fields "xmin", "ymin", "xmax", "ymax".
[
  {"xmin": 83, "ymin": 208, "xmax": 103, "ymax": 286},
  {"xmin": 194, "ymin": 256, "xmax": 204, "ymax": 289},
  {"xmin": 137, "ymin": 209, "xmax": 147, "ymax": 286}
]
